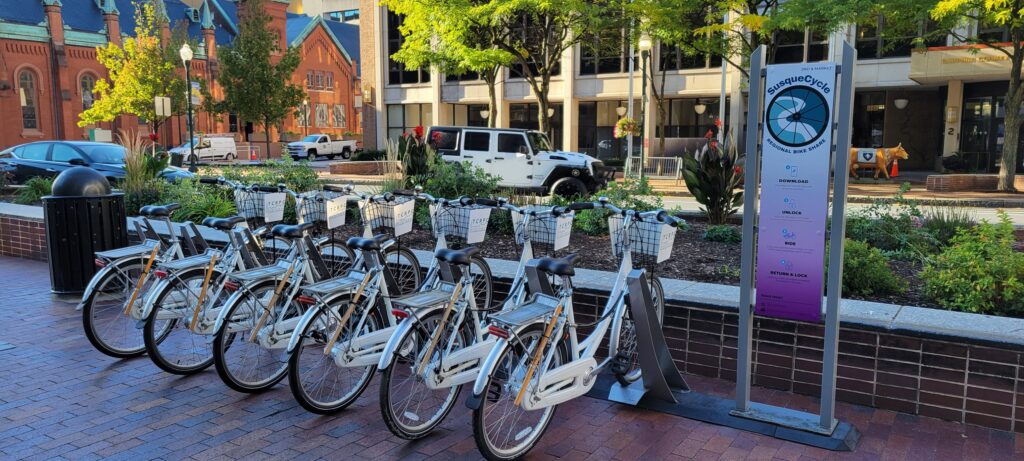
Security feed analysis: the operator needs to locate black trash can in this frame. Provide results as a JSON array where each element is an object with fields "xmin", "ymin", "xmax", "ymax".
[
  {"xmin": 169, "ymin": 151, "xmax": 184, "ymax": 168},
  {"xmin": 43, "ymin": 167, "xmax": 129, "ymax": 294}
]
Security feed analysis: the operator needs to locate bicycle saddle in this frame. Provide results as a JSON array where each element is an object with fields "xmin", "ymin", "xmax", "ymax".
[
  {"xmin": 536, "ymin": 253, "xmax": 577, "ymax": 277},
  {"xmin": 138, "ymin": 203, "xmax": 181, "ymax": 217},
  {"xmin": 435, "ymin": 246, "xmax": 479, "ymax": 266},
  {"xmin": 345, "ymin": 234, "xmax": 389, "ymax": 251},
  {"xmin": 271, "ymin": 222, "xmax": 315, "ymax": 239},
  {"xmin": 201, "ymin": 215, "xmax": 245, "ymax": 231}
]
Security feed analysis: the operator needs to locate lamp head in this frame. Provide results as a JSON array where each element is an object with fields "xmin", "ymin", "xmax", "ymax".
[{"xmin": 179, "ymin": 43, "xmax": 193, "ymax": 63}]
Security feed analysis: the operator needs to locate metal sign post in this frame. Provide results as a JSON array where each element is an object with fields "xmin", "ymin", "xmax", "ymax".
[{"xmin": 732, "ymin": 42, "xmax": 857, "ymax": 435}]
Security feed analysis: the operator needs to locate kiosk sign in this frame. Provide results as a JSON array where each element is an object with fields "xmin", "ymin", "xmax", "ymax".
[{"xmin": 755, "ymin": 63, "xmax": 836, "ymax": 322}]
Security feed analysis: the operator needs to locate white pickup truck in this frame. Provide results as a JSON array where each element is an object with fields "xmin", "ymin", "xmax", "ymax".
[{"xmin": 286, "ymin": 134, "xmax": 357, "ymax": 160}]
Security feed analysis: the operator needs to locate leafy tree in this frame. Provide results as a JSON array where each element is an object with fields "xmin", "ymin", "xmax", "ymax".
[
  {"xmin": 79, "ymin": 0, "xmax": 192, "ymax": 132},
  {"xmin": 383, "ymin": 0, "xmax": 514, "ymax": 127},
  {"xmin": 479, "ymin": 0, "xmax": 627, "ymax": 134},
  {"xmin": 214, "ymin": 0, "xmax": 304, "ymax": 159}
]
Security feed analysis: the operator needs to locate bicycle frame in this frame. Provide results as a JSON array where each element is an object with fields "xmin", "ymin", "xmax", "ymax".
[{"xmin": 470, "ymin": 207, "xmax": 672, "ymax": 411}]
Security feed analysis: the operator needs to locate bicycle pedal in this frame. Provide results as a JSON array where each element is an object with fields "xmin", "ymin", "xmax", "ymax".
[{"xmin": 609, "ymin": 352, "xmax": 629, "ymax": 375}]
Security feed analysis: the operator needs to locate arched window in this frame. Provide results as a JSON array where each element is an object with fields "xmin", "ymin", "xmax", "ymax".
[
  {"xmin": 81, "ymin": 74, "xmax": 96, "ymax": 111},
  {"xmin": 19, "ymin": 70, "xmax": 38, "ymax": 130}
]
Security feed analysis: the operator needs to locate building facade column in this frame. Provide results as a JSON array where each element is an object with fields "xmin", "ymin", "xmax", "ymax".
[
  {"xmin": 942, "ymin": 80, "xmax": 964, "ymax": 160},
  {"xmin": 562, "ymin": 41, "xmax": 578, "ymax": 151},
  {"xmin": 43, "ymin": 0, "xmax": 73, "ymax": 140},
  {"xmin": 372, "ymin": 4, "xmax": 387, "ymax": 149}
]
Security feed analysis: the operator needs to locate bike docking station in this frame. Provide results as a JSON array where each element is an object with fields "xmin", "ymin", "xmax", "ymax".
[{"xmin": 589, "ymin": 43, "xmax": 861, "ymax": 451}]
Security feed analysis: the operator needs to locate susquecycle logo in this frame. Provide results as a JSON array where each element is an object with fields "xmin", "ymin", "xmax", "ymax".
[{"xmin": 766, "ymin": 74, "xmax": 832, "ymax": 96}]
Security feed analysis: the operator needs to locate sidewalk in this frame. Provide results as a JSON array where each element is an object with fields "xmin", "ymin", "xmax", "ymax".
[{"xmin": 1, "ymin": 255, "xmax": 1022, "ymax": 460}]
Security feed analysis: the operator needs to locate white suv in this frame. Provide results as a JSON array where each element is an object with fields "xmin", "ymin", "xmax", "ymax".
[{"xmin": 426, "ymin": 126, "xmax": 607, "ymax": 197}]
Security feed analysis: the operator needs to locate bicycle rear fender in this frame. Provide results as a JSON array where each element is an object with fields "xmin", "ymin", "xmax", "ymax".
[
  {"xmin": 76, "ymin": 256, "xmax": 145, "ymax": 311},
  {"xmin": 211, "ymin": 287, "xmax": 254, "ymax": 334},
  {"xmin": 285, "ymin": 303, "xmax": 327, "ymax": 353},
  {"xmin": 466, "ymin": 336, "xmax": 511, "ymax": 410},
  {"xmin": 377, "ymin": 305, "xmax": 444, "ymax": 370}
]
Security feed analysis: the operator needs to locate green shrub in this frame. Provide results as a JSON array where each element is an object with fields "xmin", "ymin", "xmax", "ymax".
[
  {"xmin": 840, "ymin": 239, "xmax": 905, "ymax": 297},
  {"xmin": 352, "ymin": 149, "xmax": 386, "ymax": 161},
  {"xmin": 414, "ymin": 159, "xmax": 501, "ymax": 231},
  {"xmin": 159, "ymin": 179, "xmax": 236, "ymax": 223},
  {"xmin": 922, "ymin": 212, "xmax": 1024, "ymax": 315},
  {"xmin": 703, "ymin": 224, "xmax": 741, "ymax": 243},
  {"xmin": 680, "ymin": 138, "xmax": 743, "ymax": 225},
  {"xmin": 14, "ymin": 176, "xmax": 54, "ymax": 205},
  {"xmin": 922, "ymin": 206, "xmax": 975, "ymax": 247},
  {"xmin": 568, "ymin": 178, "xmax": 666, "ymax": 236},
  {"xmin": 220, "ymin": 158, "xmax": 321, "ymax": 192},
  {"xmin": 844, "ymin": 183, "xmax": 937, "ymax": 261},
  {"xmin": 124, "ymin": 179, "xmax": 164, "ymax": 216}
]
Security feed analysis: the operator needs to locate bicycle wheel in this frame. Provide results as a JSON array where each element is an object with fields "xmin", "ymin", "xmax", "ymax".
[
  {"xmin": 317, "ymin": 239, "xmax": 355, "ymax": 278},
  {"xmin": 82, "ymin": 257, "xmax": 155, "ymax": 358},
  {"xmin": 380, "ymin": 310, "xmax": 469, "ymax": 439},
  {"xmin": 612, "ymin": 276, "xmax": 665, "ymax": 386},
  {"xmin": 288, "ymin": 298, "xmax": 380, "ymax": 414},
  {"xmin": 469, "ymin": 256, "xmax": 494, "ymax": 310},
  {"xmin": 263, "ymin": 237, "xmax": 291, "ymax": 264},
  {"xmin": 144, "ymin": 267, "xmax": 226, "ymax": 375},
  {"xmin": 212, "ymin": 279, "xmax": 297, "ymax": 393},
  {"xmin": 383, "ymin": 247, "xmax": 422, "ymax": 296},
  {"xmin": 473, "ymin": 326, "xmax": 566, "ymax": 461}
]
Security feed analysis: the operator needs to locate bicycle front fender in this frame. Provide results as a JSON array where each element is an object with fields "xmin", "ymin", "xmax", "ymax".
[
  {"xmin": 285, "ymin": 304, "xmax": 326, "ymax": 354},
  {"xmin": 466, "ymin": 337, "xmax": 510, "ymax": 410},
  {"xmin": 137, "ymin": 278, "xmax": 173, "ymax": 320},
  {"xmin": 76, "ymin": 256, "xmax": 145, "ymax": 311}
]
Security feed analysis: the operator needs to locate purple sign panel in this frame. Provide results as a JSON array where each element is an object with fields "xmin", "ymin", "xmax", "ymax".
[{"xmin": 755, "ymin": 63, "xmax": 837, "ymax": 322}]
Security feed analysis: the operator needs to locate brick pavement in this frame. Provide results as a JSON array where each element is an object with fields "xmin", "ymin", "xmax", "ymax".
[{"xmin": 1, "ymin": 255, "xmax": 1022, "ymax": 461}]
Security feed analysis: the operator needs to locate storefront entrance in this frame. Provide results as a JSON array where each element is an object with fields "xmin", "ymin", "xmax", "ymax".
[{"xmin": 958, "ymin": 82, "xmax": 1024, "ymax": 173}]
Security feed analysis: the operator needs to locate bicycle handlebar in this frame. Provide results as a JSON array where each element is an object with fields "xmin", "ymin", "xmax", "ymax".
[
  {"xmin": 392, "ymin": 189, "xmax": 417, "ymax": 197},
  {"xmin": 255, "ymin": 185, "xmax": 282, "ymax": 193},
  {"xmin": 473, "ymin": 197, "xmax": 500, "ymax": 207},
  {"xmin": 323, "ymin": 183, "xmax": 353, "ymax": 193},
  {"xmin": 198, "ymin": 177, "xmax": 220, "ymax": 185}
]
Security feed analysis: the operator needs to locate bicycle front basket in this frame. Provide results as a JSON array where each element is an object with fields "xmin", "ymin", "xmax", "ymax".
[
  {"xmin": 430, "ymin": 204, "xmax": 492, "ymax": 244},
  {"xmin": 608, "ymin": 214, "xmax": 677, "ymax": 265},
  {"xmin": 363, "ymin": 196, "xmax": 416, "ymax": 236},
  {"xmin": 513, "ymin": 206, "xmax": 574, "ymax": 251}
]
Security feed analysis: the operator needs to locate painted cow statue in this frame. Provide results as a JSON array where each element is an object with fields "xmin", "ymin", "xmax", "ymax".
[{"xmin": 848, "ymin": 143, "xmax": 909, "ymax": 180}]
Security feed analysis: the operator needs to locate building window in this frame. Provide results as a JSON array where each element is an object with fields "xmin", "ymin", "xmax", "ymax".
[
  {"xmin": 660, "ymin": 44, "xmax": 722, "ymax": 71},
  {"xmin": 771, "ymin": 28, "xmax": 828, "ymax": 64},
  {"xmin": 579, "ymin": 28, "xmax": 633, "ymax": 75},
  {"xmin": 578, "ymin": 100, "xmax": 639, "ymax": 160},
  {"xmin": 386, "ymin": 103, "xmax": 433, "ymax": 140},
  {"xmin": 449, "ymin": 104, "xmax": 488, "ymax": 127},
  {"xmin": 978, "ymin": 19, "xmax": 1010, "ymax": 43},
  {"xmin": 856, "ymin": 16, "xmax": 946, "ymax": 60},
  {"xmin": 333, "ymin": 104, "xmax": 346, "ymax": 128},
  {"xmin": 315, "ymin": 103, "xmax": 329, "ymax": 127},
  {"xmin": 387, "ymin": 12, "xmax": 430, "ymax": 85},
  {"xmin": 509, "ymin": 103, "xmax": 562, "ymax": 150},
  {"xmin": 507, "ymin": 15, "xmax": 560, "ymax": 79},
  {"xmin": 656, "ymin": 97, "xmax": 728, "ymax": 139},
  {"xmin": 306, "ymin": 71, "xmax": 314, "ymax": 89},
  {"xmin": 445, "ymin": 71, "xmax": 480, "ymax": 82},
  {"xmin": 326, "ymin": 72, "xmax": 334, "ymax": 91},
  {"xmin": 80, "ymin": 74, "xmax": 96, "ymax": 111},
  {"xmin": 229, "ymin": 113, "xmax": 239, "ymax": 132},
  {"xmin": 19, "ymin": 70, "xmax": 38, "ymax": 130}
]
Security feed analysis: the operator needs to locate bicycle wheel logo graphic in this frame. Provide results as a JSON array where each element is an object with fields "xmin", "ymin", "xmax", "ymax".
[{"xmin": 766, "ymin": 85, "xmax": 829, "ymax": 148}]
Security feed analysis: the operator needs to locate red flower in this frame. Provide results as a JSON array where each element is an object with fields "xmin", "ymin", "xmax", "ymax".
[
  {"xmin": 733, "ymin": 166, "xmax": 742, "ymax": 175},
  {"xmin": 413, "ymin": 125, "xmax": 425, "ymax": 139},
  {"xmin": 704, "ymin": 129, "xmax": 714, "ymax": 140},
  {"xmin": 402, "ymin": 131, "xmax": 409, "ymax": 138},
  {"xmin": 148, "ymin": 133, "xmax": 159, "ymax": 142},
  {"xmin": 709, "ymin": 139, "xmax": 719, "ymax": 150},
  {"xmin": 714, "ymin": 118, "xmax": 723, "ymax": 128}
]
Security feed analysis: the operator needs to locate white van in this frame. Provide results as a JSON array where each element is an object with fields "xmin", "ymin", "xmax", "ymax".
[{"xmin": 169, "ymin": 136, "xmax": 237, "ymax": 162}]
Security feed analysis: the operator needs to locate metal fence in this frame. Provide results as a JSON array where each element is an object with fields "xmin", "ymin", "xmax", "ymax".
[{"xmin": 624, "ymin": 156, "xmax": 683, "ymax": 181}]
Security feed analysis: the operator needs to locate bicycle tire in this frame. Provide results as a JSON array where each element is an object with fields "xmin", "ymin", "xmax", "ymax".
[
  {"xmin": 315, "ymin": 238, "xmax": 355, "ymax": 278},
  {"xmin": 383, "ymin": 246, "xmax": 422, "ymax": 296},
  {"xmin": 288, "ymin": 301, "xmax": 381, "ymax": 414},
  {"xmin": 82, "ymin": 256, "xmax": 149, "ymax": 358},
  {"xmin": 144, "ymin": 266, "xmax": 224, "ymax": 375},
  {"xmin": 212, "ymin": 279, "xmax": 294, "ymax": 393},
  {"xmin": 469, "ymin": 255, "xmax": 494, "ymax": 310}
]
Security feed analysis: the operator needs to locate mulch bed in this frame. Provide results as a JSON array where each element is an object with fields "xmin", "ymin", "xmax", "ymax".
[{"xmin": 326, "ymin": 218, "xmax": 936, "ymax": 308}]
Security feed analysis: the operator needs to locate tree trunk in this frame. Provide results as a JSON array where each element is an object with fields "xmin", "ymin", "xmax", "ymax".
[
  {"xmin": 998, "ymin": 97, "xmax": 1021, "ymax": 191},
  {"xmin": 537, "ymin": 96, "xmax": 549, "ymax": 137},
  {"xmin": 484, "ymin": 69, "xmax": 498, "ymax": 128}
]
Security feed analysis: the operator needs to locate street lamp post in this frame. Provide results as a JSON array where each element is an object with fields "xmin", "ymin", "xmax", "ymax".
[
  {"xmin": 179, "ymin": 43, "xmax": 196, "ymax": 173},
  {"xmin": 638, "ymin": 33, "xmax": 652, "ymax": 180}
]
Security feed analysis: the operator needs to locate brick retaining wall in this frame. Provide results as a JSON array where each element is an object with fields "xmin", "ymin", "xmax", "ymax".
[
  {"xmin": 0, "ymin": 213, "xmax": 46, "ymax": 261},
  {"xmin": 492, "ymin": 279, "xmax": 1024, "ymax": 434},
  {"xmin": 926, "ymin": 174, "xmax": 1024, "ymax": 192}
]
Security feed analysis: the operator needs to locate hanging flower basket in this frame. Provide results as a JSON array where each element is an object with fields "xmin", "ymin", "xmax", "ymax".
[{"xmin": 614, "ymin": 117, "xmax": 640, "ymax": 139}]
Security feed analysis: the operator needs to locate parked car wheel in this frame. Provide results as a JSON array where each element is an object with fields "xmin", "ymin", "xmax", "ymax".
[
  {"xmin": 188, "ymin": 154, "xmax": 199, "ymax": 166},
  {"xmin": 341, "ymin": 148, "xmax": 351, "ymax": 160},
  {"xmin": 550, "ymin": 177, "xmax": 588, "ymax": 198},
  {"xmin": 308, "ymin": 150, "xmax": 318, "ymax": 160},
  {"xmin": 224, "ymin": 152, "xmax": 235, "ymax": 162}
]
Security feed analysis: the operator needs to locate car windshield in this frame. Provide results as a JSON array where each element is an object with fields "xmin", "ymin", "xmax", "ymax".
[
  {"xmin": 302, "ymin": 135, "xmax": 321, "ymax": 142},
  {"xmin": 78, "ymin": 144, "xmax": 125, "ymax": 164},
  {"xmin": 527, "ymin": 131, "xmax": 552, "ymax": 152}
]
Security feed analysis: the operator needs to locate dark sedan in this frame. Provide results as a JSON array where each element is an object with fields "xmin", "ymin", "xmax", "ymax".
[{"xmin": 0, "ymin": 141, "xmax": 193, "ymax": 184}]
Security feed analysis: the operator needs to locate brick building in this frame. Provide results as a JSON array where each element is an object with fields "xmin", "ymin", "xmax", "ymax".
[{"xmin": 0, "ymin": 0, "xmax": 359, "ymax": 155}]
